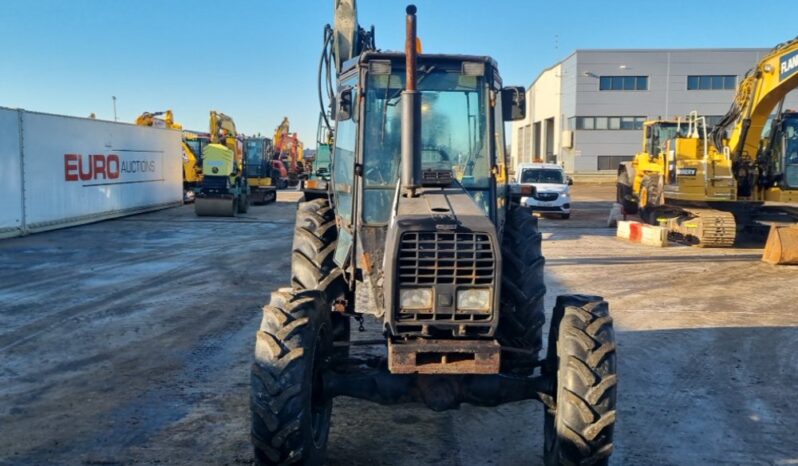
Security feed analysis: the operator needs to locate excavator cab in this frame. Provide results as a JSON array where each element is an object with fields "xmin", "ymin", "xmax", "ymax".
[{"xmin": 771, "ymin": 113, "xmax": 798, "ymax": 189}]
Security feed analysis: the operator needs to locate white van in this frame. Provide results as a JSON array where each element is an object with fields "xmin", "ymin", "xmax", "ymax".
[{"xmin": 514, "ymin": 163, "xmax": 572, "ymax": 219}]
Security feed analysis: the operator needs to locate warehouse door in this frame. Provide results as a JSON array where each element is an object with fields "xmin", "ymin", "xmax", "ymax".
[{"xmin": 545, "ymin": 117, "xmax": 555, "ymax": 163}]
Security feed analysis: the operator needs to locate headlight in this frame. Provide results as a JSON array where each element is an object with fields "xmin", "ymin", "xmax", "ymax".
[
  {"xmin": 456, "ymin": 289, "xmax": 491, "ymax": 313},
  {"xmin": 399, "ymin": 288, "xmax": 433, "ymax": 311}
]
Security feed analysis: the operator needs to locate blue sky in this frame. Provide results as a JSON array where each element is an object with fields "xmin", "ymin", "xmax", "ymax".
[{"xmin": 1, "ymin": 0, "xmax": 793, "ymax": 146}]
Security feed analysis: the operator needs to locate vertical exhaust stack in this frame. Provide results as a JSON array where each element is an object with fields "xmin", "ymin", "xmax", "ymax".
[{"xmin": 401, "ymin": 4, "xmax": 421, "ymax": 197}]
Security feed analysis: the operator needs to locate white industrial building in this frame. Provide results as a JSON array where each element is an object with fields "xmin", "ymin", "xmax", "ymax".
[{"xmin": 511, "ymin": 48, "xmax": 798, "ymax": 174}]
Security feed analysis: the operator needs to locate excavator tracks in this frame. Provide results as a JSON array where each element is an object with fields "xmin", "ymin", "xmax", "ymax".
[{"xmin": 664, "ymin": 208, "xmax": 737, "ymax": 247}]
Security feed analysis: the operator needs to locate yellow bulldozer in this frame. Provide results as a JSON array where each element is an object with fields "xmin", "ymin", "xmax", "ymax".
[{"xmin": 616, "ymin": 36, "xmax": 798, "ymax": 263}]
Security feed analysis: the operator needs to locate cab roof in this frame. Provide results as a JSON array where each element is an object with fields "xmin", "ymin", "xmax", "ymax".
[{"xmin": 340, "ymin": 51, "xmax": 499, "ymax": 76}]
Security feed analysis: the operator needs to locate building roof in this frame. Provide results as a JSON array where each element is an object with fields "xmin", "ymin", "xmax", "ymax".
[{"xmin": 526, "ymin": 47, "xmax": 771, "ymax": 90}]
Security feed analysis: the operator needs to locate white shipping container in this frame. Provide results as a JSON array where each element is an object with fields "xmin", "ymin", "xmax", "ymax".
[
  {"xmin": 0, "ymin": 108, "xmax": 24, "ymax": 238},
  {"xmin": 0, "ymin": 107, "xmax": 183, "ymax": 237}
]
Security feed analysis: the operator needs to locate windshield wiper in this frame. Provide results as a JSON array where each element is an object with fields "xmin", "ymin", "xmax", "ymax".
[{"xmin": 385, "ymin": 66, "xmax": 437, "ymax": 106}]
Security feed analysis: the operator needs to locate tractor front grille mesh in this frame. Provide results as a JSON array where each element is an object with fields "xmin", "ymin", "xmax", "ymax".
[{"xmin": 398, "ymin": 232, "xmax": 495, "ymax": 286}]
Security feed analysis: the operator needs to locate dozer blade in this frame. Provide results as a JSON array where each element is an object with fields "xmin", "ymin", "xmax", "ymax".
[
  {"xmin": 762, "ymin": 225, "xmax": 798, "ymax": 265},
  {"xmin": 195, "ymin": 197, "xmax": 236, "ymax": 217},
  {"xmin": 665, "ymin": 208, "xmax": 736, "ymax": 247}
]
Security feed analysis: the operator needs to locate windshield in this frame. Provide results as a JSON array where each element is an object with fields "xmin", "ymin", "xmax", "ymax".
[
  {"xmin": 362, "ymin": 68, "xmax": 488, "ymax": 223},
  {"xmin": 648, "ymin": 122, "xmax": 707, "ymax": 156},
  {"xmin": 520, "ymin": 168, "xmax": 564, "ymax": 184},
  {"xmin": 782, "ymin": 117, "xmax": 798, "ymax": 187},
  {"xmin": 245, "ymin": 140, "xmax": 264, "ymax": 164},
  {"xmin": 245, "ymin": 139, "xmax": 269, "ymax": 178},
  {"xmin": 184, "ymin": 138, "xmax": 207, "ymax": 160}
]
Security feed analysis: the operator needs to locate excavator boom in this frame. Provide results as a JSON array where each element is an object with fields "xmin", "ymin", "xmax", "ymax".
[{"xmin": 714, "ymin": 36, "xmax": 798, "ymax": 160}]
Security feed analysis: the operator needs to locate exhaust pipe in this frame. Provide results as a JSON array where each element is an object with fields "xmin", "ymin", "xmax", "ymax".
[{"xmin": 401, "ymin": 4, "xmax": 421, "ymax": 197}]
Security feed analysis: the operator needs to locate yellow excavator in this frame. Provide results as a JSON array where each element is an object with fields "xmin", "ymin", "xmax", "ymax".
[
  {"xmin": 194, "ymin": 111, "xmax": 250, "ymax": 216},
  {"xmin": 617, "ymin": 35, "xmax": 798, "ymax": 262},
  {"xmin": 135, "ymin": 110, "xmax": 204, "ymax": 200}
]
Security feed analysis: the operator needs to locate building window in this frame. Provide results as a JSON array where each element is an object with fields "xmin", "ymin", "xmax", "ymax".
[
  {"xmin": 599, "ymin": 76, "xmax": 648, "ymax": 91},
  {"xmin": 687, "ymin": 75, "xmax": 736, "ymax": 90},
  {"xmin": 597, "ymin": 155, "xmax": 634, "ymax": 171},
  {"xmin": 572, "ymin": 116, "xmax": 646, "ymax": 130}
]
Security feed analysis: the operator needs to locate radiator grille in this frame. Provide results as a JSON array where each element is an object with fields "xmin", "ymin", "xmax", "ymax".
[
  {"xmin": 534, "ymin": 192, "xmax": 559, "ymax": 201},
  {"xmin": 398, "ymin": 232, "xmax": 495, "ymax": 286}
]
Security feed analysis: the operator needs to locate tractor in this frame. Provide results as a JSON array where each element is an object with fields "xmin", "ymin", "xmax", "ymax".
[{"xmin": 250, "ymin": 4, "xmax": 617, "ymax": 465}]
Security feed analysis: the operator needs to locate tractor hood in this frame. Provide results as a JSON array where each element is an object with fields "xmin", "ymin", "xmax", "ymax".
[{"xmin": 391, "ymin": 187, "xmax": 495, "ymax": 232}]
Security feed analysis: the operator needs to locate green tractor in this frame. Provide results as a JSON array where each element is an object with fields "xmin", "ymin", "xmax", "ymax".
[
  {"xmin": 195, "ymin": 142, "xmax": 250, "ymax": 216},
  {"xmin": 250, "ymin": 4, "xmax": 617, "ymax": 465},
  {"xmin": 299, "ymin": 113, "xmax": 334, "ymax": 197}
]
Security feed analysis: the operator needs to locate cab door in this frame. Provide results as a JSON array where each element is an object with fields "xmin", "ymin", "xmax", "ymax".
[{"xmin": 331, "ymin": 78, "xmax": 358, "ymax": 268}]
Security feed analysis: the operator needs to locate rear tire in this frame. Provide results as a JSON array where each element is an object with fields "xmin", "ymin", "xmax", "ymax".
[
  {"xmin": 251, "ymin": 290, "xmax": 332, "ymax": 466},
  {"xmin": 616, "ymin": 169, "xmax": 638, "ymax": 215},
  {"xmin": 498, "ymin": 206, "xmax": 546, "ymax": 373},
  {"xmin": 291, "ymin": 198, "xmax": 349, "ymax": 361},
  {"xmin": 560, "ymin": 213, "xmax": 570, "ymax": 220},
  {"xmin": 544, "ymin": 295, "xmax": 617, "ymax": 466}
]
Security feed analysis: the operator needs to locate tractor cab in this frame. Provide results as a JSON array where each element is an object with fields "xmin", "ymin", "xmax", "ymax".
[
  {"xmin": 333, "ymin": 52, "xmax": 511, "ymax": 224},
  {"xmin": 330, "ymin": 52, "xmax": 526, "ymax": 339}
]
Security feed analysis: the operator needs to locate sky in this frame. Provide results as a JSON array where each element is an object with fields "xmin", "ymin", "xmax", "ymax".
[{"xmin": 1, "ymin": 0, "xmax": 795, "ymax": 146}]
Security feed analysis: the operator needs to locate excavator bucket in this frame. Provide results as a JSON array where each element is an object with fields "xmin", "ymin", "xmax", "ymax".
[
  {"xmin": 194, "ymin": 197, "xmax": 236, "ymax": 217},
  {"xmin": 762, "ymin": 225, "xmax": 798, "ymax": 265}
]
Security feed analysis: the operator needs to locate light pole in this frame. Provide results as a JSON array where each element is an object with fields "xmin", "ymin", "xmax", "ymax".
[{"xmin": 112, "ymin": 96, "xmax": 117, "ymax": 121}]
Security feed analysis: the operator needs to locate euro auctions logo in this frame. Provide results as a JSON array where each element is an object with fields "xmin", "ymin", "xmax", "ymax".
[
  {"xmin": 780, "ymin": 49, "xmax": 798, "ymax": 81},
  {"xmin": 64, "ymin": 154, "xmax": 120, "ymax": 181},
  {"xmin": 64, "ymin": 153, "xmax": 162, "ymax": 185}
]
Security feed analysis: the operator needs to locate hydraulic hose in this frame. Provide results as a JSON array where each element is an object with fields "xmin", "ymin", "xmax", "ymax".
[{"xmin": 318, "ymin": 25, "xmax": 334, "ymax": 133}]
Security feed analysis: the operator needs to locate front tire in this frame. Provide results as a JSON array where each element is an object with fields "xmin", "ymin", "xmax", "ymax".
[
  {"xmin": 251, "ymin": 290, "xmax": 332, "ymax": 466},
  {"xmin": 639, "ymin": 175, "xmax": 662, "ymax": 224},
  {"xmin": 616, "ymin": 169, "xmax": 638, "ymax": 215},
  {"xmin": 498, "ymin": 206, "xmax": 546, "ymax": 373},
  {"xmin": 291, "ymin": 198, "xmax": 349, "ymax": 360},
  {"xmin": 544, "ymin": 295, "xmax": 617, "ymax": 466}
]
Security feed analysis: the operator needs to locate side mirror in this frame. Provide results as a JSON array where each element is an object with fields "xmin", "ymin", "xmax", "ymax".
[
  {"xmin": 336, "ymin": 89, "xmax": 353, "ymax": 121},
  {"xmin": 501, "ymin": 86, "xmax": 526, "ymax": 121},
  {"xmin": 567, "ymin": 176, "xmax": 574, "ymax": 186}
]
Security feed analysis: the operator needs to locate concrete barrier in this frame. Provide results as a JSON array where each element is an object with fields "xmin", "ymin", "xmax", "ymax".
[{"xmin": 617, "ymin": 220, "xmax": 668, "ymax": 247}]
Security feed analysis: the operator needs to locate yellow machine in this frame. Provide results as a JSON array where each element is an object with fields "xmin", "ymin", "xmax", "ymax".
[
  {"xmin": 243, "ymin": 137, "xmax": 277, "ymax": 204},
  {"xmin": 135, "ymin": 110, "xmax": 204, "ymax": 196},
  {"xmin": 617, "ymin": 36, "xmax": 798, "ymax": 259},
  {"xmin": 194, "ymin": 111, "xmax": 251, "ymax": 216}
]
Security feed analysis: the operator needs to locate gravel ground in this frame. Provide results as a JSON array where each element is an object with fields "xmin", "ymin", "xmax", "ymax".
[{"xmin": 1, "ymin": 185, "xmax": 796, "ymax": 465}]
